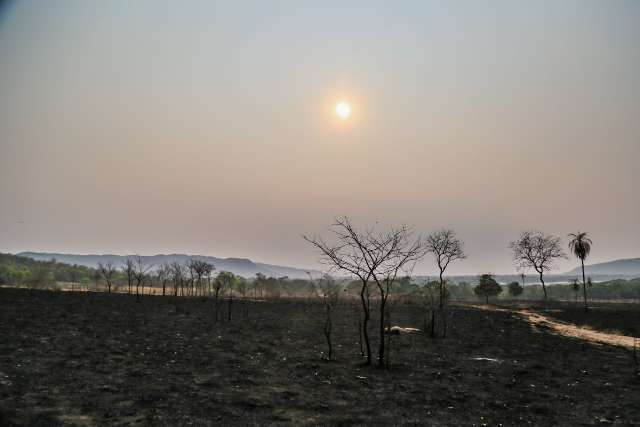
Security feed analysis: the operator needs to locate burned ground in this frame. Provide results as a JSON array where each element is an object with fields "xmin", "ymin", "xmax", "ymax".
[
  {"xmin": 537, "ymin": 302, "xmax": 640, "ymax": 337},
  {"xmin": 0, "ymin": 288, "xmax": 638, "ymax": 426}
]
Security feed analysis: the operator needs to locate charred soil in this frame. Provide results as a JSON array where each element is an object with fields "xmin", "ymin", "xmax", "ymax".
[{"xmin": 0, "ymin": 289, "xmax": 639, "ymax": 426}]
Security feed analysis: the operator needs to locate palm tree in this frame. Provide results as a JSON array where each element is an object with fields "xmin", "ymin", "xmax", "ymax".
[{"xmin": 568, "ymin": 231, "xmax": 592, "ymax": 311}]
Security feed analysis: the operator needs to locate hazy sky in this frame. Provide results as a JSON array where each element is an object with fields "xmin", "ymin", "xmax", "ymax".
[{"xmin": 1, "ymin": 1, "xmax": 639, "ymax": 275}]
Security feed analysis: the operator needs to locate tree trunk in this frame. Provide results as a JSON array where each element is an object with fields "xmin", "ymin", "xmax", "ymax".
[
  {"xmin": 324, "ymin": 304, "xmax": 333, "ymax": 360},
  {"xmin": 538, "ymin": 270, "xmax": 547, "ymax": 300},
  {"xmin": 214, "ymin": 288, "xmax": 220, "ymax": 323},
  {"xmin": 359, "ymin": 282, "xmax": 372, "ymax": 365},
  {"xmin": 385, "ymin": 307, "xmax": 392, "ymax": 368},
  {"xmin": 430, "ymin": 310, "xmax": 435, "ymax": 338},
  {"xmin": 439, "ymin": 270, "xmax": 444, "ymax": 308},
  {"xmin": 581, "ymin": 258, "xmax": 588, "ymax": 311},
  {"xmin": 358, "ymin": 316, "xmax": 364, "ymax": 356},
  {"xmin": 378, "ymin": 296, "xmax": 386, "ymax": 367}
]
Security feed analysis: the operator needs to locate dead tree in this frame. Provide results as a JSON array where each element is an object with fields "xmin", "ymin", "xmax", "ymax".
[
  {"xmin": 187, "ymin": 259, "xmax": 196, "ymax": 296},
  {"xmin": 214, "ymin": 271, "xmax": 235, "ymax": 322},
  {"xmin": 133, "ymin": 256, "xmax": 152, "ymax": 303},
  {"xmin": 157, "ymin": 263, "xmax": 171, "ymax": 296},
  {"xmin": 423, "ymin": 230, "xmax": 466, "ymax": 338},
  {"xmin": 384, "ymin": 300, "xmax": 393, "ymax": 368},
  {"xmin": 122, "ymin": 259, "xmax": 135, "ymax": 295},
  {"xmin": 97, "ymin": 262, "xmax": 116, "ymax": 293},
  {"xmin": 510, "ymin": 230, "xmax": 567, "ymax": 300},
  {"xmin": 227, "ymin": 274, "xmax": 234, "ymax": 322},
  {"xmin": 355, "ymin": 299, "xmax": 364, "ymax": 356},
  {"xmin": 69, "ymin": 270, "xmax": 80, "ymax": 292},
  {"xmin": 315, "ymin": 274, "xmax": 341, "ymax": 361},
  {"xmin": 234, "ymin": 276, "xmax": 249, "ymax": 319},
  {"xmin": 420, "ymin": 280, "xmax": 440, "ymax": 338},
  {"xmin": 425, "ymin": 229, "xmax": 467, "ymax": 309},
  {"xmin": 169, "ymin": 261, "xmax": 184, "ymax": 298},
  {"xmin": 305, "ymin": 216, "xmax": 426, "ymax": 367},
  {"xmin": 211, "ymin": 271, "xmax": 227, "ymax": 322},
  {"xmin": 91, "ymin": 270, "xmax": 100, "ymax": 293},
  {"xmin": 203, "ymin": 263, "xmax": 215, "ymax": 296}
]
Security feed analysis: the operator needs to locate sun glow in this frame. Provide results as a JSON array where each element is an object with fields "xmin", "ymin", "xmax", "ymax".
[{"xmin": 335, "ymin": 101, "xmax": 352, "ymax": 120}]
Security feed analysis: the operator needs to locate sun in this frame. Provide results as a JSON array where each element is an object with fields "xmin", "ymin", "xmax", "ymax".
[{"xmin": 335, "ymin": 101, "xmax": 352, "ymax": 119}]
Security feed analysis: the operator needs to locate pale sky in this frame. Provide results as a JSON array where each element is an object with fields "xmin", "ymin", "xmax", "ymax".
[{"xmin": 1, "ymin": 1, "xmax": 639, "ymax": 275}]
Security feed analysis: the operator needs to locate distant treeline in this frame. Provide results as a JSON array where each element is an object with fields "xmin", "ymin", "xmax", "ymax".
[
  {"xmin": 0, "ymin": 253, "xmax": 97, "ymax": 287},
  {"xmin": 418, "ymin": 274, "xmax": 637, "ymax": 286},
  {"xmin": 1, "ymin": 253, "xmax": 639, "ymax": 301},
  {"xmin": 381, "ymin": 278, "xmax": 640, "ymax": 301},
  {"xmin": 504, "ymin": 279, "xmax": 640, "ymax": 301}
]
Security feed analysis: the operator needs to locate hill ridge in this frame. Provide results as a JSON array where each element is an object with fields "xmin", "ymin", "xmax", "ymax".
[
  {"xmin": 16, "ymin": 251, "xmax": 318, "ymax": 279},
  {"xmin": 566, "ymin": 257, "xmax": 640, "ymax": 276}
]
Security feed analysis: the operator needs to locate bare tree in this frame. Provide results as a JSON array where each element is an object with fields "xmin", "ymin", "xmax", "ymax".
[
  {"xmin": 215, "ymin": 271, "xmax": 235, "ymax": 322},
  {"xmin": 227, "ymin": 273, "xmax": 235, "ymax": 322},
  {"xmin": 189, "ymin": 260, "xmax": 214, "ymax": 297},
  {"xmin": 28, "ymin": 266, "xmax": 51, "ymax": 290},
  {"xmin": 169, "ymin": 261, "xmax": 185, "ymax": 298},
  {"xmin": 69, "ymin": 269, "xmax": 80, "ymax": 292},
  {"xmin": 234, "ymin": 276, "xmax": 250, "ymax": 319},
  {"xmin": 305, "ymin": 216, "xmax": 426, "ymax": 367},
  {"xmin": 259, "ymin": 275, "xmax": 280, "ymax": 299},
  {"xmin": 97, "ymin": 262, "xmax": 116, "ymax": 293},
  {"xmin": 91, "ymin": 269, "xmax": 100, "ymax": 293},
  {"xmin": 122, "ymin": 259, "xmax": 135, "ymax": 295},
  {"xmin": 157, "ymin": 263, "xmax": 171, "ymax": 296},
  {"xmin": 425, "ymin": 229, "xmax": 467, "ymax": 309},
  {"xmin": 186, "ymin": 259, "xmax": 196, "ymax": 296},
  {"xmin": 509, "ymin": 231, "xmax": 567, "ymax": 300},
  {"xmin": 352, "ymin": 298, "xmax": 365, "ymax": 356},
  {"xmin": 204, "ymin": 263, "xmax": 215, "ymax": 296},
  {"xmin": 314, "ymin": 274, "xmax": 341, "ymax": 361},
  {"xmin": 420, "ymin": 280, "xmax": 440, "ymax": 338},
  {"xmin": 133, "ymin": 256, "xmax": 152, "ymax": 302},
  {"xmin": 254, "ymin": 273, "xmax": 266, "ymax": 300}
]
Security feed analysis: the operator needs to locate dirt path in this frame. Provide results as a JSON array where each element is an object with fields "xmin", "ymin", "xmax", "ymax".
[{"xmin": 471, "ymin": 304, "xmax": 639, "ymax": 350}]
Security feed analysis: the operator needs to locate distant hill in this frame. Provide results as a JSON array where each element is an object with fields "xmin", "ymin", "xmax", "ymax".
[
  {"xmin": 566, "ymin": 258, "xmax": 640, "ymax": 276},
  {"xmin": 16, "ymin": 252, "xmax": 318, "ymax": 279}
]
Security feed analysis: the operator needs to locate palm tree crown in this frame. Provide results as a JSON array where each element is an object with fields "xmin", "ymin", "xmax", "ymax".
[{"xmin": 568, "ymin": 231, "xmax": 592, "ymax": 261}]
